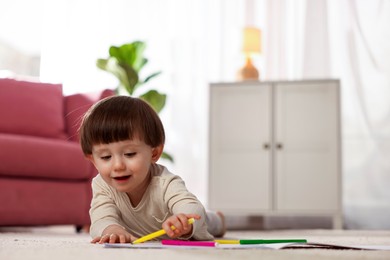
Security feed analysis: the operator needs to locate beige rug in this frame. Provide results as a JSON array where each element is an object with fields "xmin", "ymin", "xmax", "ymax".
[{"xmin": 1, "ymin": 226, "xmax": 390, "ymax": 260}]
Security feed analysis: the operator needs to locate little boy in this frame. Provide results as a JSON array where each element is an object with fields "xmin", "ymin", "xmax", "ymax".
[{"xmin": 79, "ymin": 95, "xmax": 225, "ymax": 243}]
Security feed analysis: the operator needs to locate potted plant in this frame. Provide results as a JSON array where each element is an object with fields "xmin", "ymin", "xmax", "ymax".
[{"xmin": 96, "ymin": 41, "xmax": 173, "ymax": 162}]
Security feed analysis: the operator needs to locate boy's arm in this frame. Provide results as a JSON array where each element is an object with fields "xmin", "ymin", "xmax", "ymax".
[
  {"xmin": 163, "ymin": 176, "xmax": 214, "ymax": 240},
  {"xmin": 90, "ymin": 176, "xmax": 136, "ymax": 243}
]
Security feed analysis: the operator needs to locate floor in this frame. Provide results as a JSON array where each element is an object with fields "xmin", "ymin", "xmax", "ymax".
[{"xmin": 1, "ymin": 225, "xmax": 390, "ymax": 260}]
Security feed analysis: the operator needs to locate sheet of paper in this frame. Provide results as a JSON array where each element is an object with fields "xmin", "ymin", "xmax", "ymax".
[
  {"xmin": 281, "ymin": 243, "xmax": 390, "ymax": 251},
  {"xmin": 103, "ymin": 242, "xmax": 390, "ymax": 251},
  {"xmin": 217, "ymin": 243, "xmax": 290, "ymax": 249},
  {"xmin": 103, "ymin": 242, "xmax": 289, "ymax": 250},
  {"xmin": 104, "ymin": 243, "xmax": 164, "ymax": 249}
]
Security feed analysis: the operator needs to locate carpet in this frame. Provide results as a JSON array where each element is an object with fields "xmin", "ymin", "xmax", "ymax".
[{"xmin": 1, "ymin": 226, "xmax": 390, "ymax": 260}]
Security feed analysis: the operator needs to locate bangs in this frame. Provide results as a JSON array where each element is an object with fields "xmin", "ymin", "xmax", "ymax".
[{"xmin": 88, "ymin": 110, "xmax": 141, "ymax": 144}]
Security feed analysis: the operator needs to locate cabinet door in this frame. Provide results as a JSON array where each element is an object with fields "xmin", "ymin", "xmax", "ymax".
[
  {"xmin": 209, "ymin": 83, "xmax": 271, "ymax": 214},
  {"xmin": 274, "ymin": 81, "xmax": 340, "ymax": 212}
]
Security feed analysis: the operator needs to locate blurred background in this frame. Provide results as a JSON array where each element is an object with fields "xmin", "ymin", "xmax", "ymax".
[{"xmin": 1, "ymin": 0, "xmax": 390, "ymax": 229}]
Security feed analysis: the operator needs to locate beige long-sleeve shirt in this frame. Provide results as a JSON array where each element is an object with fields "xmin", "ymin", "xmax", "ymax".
[{"xmin": 89, "ymin": 163, "xmax": 214, "ymax": 241}]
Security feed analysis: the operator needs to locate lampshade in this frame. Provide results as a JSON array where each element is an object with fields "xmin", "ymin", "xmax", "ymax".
[{"xmin": 242, "ymin": 27, "xmax": 261, "ymax": 54}]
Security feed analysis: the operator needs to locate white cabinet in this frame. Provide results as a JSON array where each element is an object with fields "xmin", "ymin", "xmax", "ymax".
[{"xmin": 208, "ymin": 80, "xmax": 342, "ymax": 228}]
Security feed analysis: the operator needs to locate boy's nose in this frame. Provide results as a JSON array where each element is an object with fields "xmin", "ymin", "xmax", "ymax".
[{"xmin": 113, "ymin": 157, "xmax": 126, "ymax": 170}]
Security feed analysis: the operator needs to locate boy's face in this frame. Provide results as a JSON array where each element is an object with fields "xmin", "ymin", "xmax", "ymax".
[{"xmin": 88, "ymin": 139, "xmax": 162, "ymax": 203}]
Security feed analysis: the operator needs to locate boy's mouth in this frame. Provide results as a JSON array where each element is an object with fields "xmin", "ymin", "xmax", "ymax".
[{"xmin": 113, "ymin": 175, "xmax": 131, "ymax": 181}]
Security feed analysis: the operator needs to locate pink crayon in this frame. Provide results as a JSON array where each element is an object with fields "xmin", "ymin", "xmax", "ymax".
[{"xmin": 161, "ymin": 240, "xmax": 216, "ymax": 247}]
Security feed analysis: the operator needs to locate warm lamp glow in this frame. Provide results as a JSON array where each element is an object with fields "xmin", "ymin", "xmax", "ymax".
[
  {"xmin": 237, "ymin": 26, "xmax": 262, "ymax": 81},
  {"xmin": 242, "ymin": 27, "xmax": 261, "ymax": 54}
]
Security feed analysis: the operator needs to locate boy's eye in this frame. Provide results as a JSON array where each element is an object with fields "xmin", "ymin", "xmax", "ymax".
[
  {"xmin": 125, "ymin": 152, "xmax": 136, "ymax": 157},
  {"xmin": 100, "ymin": 155, "xmax": 111, "ymax": 160}
]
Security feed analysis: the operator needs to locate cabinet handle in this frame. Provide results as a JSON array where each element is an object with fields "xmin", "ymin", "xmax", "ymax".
[
  {"xmin": 277, "ymin": 143, "xmax": 283, "ymax": 149},
  {"xmin": 263, "ymin": 143, "xmax": 270, "ymax": 149}
]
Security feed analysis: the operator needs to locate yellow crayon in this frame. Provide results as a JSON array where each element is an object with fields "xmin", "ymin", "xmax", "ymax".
[
  {"xmin": 132, "ymin": 218, "xmax": 195, "ymax": 244},
  {"xmin": 215, "ymin": 240, "xmax": 240, "ymax": 244}
]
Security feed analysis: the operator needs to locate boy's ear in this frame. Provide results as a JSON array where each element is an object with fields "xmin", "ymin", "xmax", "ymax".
[
  {"xmin": 85, "ymin": 154, "xmax": 97, "ymax": 167},
  {"xmin": 151, "ymin": 144, "xmax": 164, "ymax": 162}
]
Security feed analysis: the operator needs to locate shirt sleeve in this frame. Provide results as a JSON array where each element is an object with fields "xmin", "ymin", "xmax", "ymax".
[
  {"xmin": 163, "ymin": 175, "xmax": 214, "ymax": 241},
  {"xmin": 89, "ymin": 175, "xmax": 125, "ymax": 238}
]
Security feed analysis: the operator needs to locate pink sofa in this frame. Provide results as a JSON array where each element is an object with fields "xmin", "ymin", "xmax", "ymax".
[{"xmin": 0, "ymin": 78, "xmax": 114, "ymax": 228}]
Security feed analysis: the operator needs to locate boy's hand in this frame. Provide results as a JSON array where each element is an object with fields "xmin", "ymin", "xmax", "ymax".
[
  {"xmin": 91, "ymin": 224, "xmax": 137, "ymax": 244},
  {"xmin": 162, "ymin": 214, "xmax": 201, "ymax": 238}
]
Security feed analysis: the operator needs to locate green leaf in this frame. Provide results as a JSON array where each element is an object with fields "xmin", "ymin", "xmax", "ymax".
[
  {"xmin": 136, "ymin": 57, "xmax": 148, "ymax": 73},
  {"xmin": 131, "ymin": 42, "xmax": 147, "ymax": 71},
  {"xmin": 96, "ymin": 58, "xmax": 109, "ymax": 71},
  {"xmin": 96, "ymin": 58, "xmax": 138, "ymax": 95},
  {"xmin": 139, "ymin": 90, "xmax": 166, "ymax": 113},
  {"xmin": 109, "ymin": 42, "xmax": 147, "ymax": 72},
  {"xmin": 108, "ymin": 46, "xmax": 124, "ymax": 62},
  {"xmin": 118, "ymin": 62, "xmax": 139, "ymax": 95},
  {"xmin": 143, "ymin": 71, "xmax": 162, "ymax": 84},
  {"xmin": 161, "ymin": 151, "xmax": 174, "ymax": 162},
  {"xmin": 133, "ymin": 71, "xmax": 161, "ymax": 93}
]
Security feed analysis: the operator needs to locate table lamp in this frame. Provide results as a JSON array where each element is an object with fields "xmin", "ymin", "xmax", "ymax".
[{"xmin": 237, "ymin": 27, "xmax": 261, "ymax": 81}]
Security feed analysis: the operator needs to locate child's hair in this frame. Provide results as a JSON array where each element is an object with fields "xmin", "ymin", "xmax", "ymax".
[{"xmin": 79, "ymin": 95, "xmax": 165, "ymax": 155}]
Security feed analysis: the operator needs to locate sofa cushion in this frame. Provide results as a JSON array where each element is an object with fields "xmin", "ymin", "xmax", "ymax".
[
  {"xmin": 0, "ymin": 78, "xmax": 66, "ymax": 139},
  {"xmin": 0, "ymin": 178, "xmax": 91, "ymax": 225},
  {"xmin": 0, "ymin": 133, "xmax": 93, "ymax": 180},
  {"xmin": 64, "ymin": 89, "xmax": 115, "ymax": 142}
]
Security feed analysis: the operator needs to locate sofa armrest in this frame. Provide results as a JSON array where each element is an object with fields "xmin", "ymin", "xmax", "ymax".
[{"xmin": 64, "ymin": 89, "xmax": 115, "ymax": 142}]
